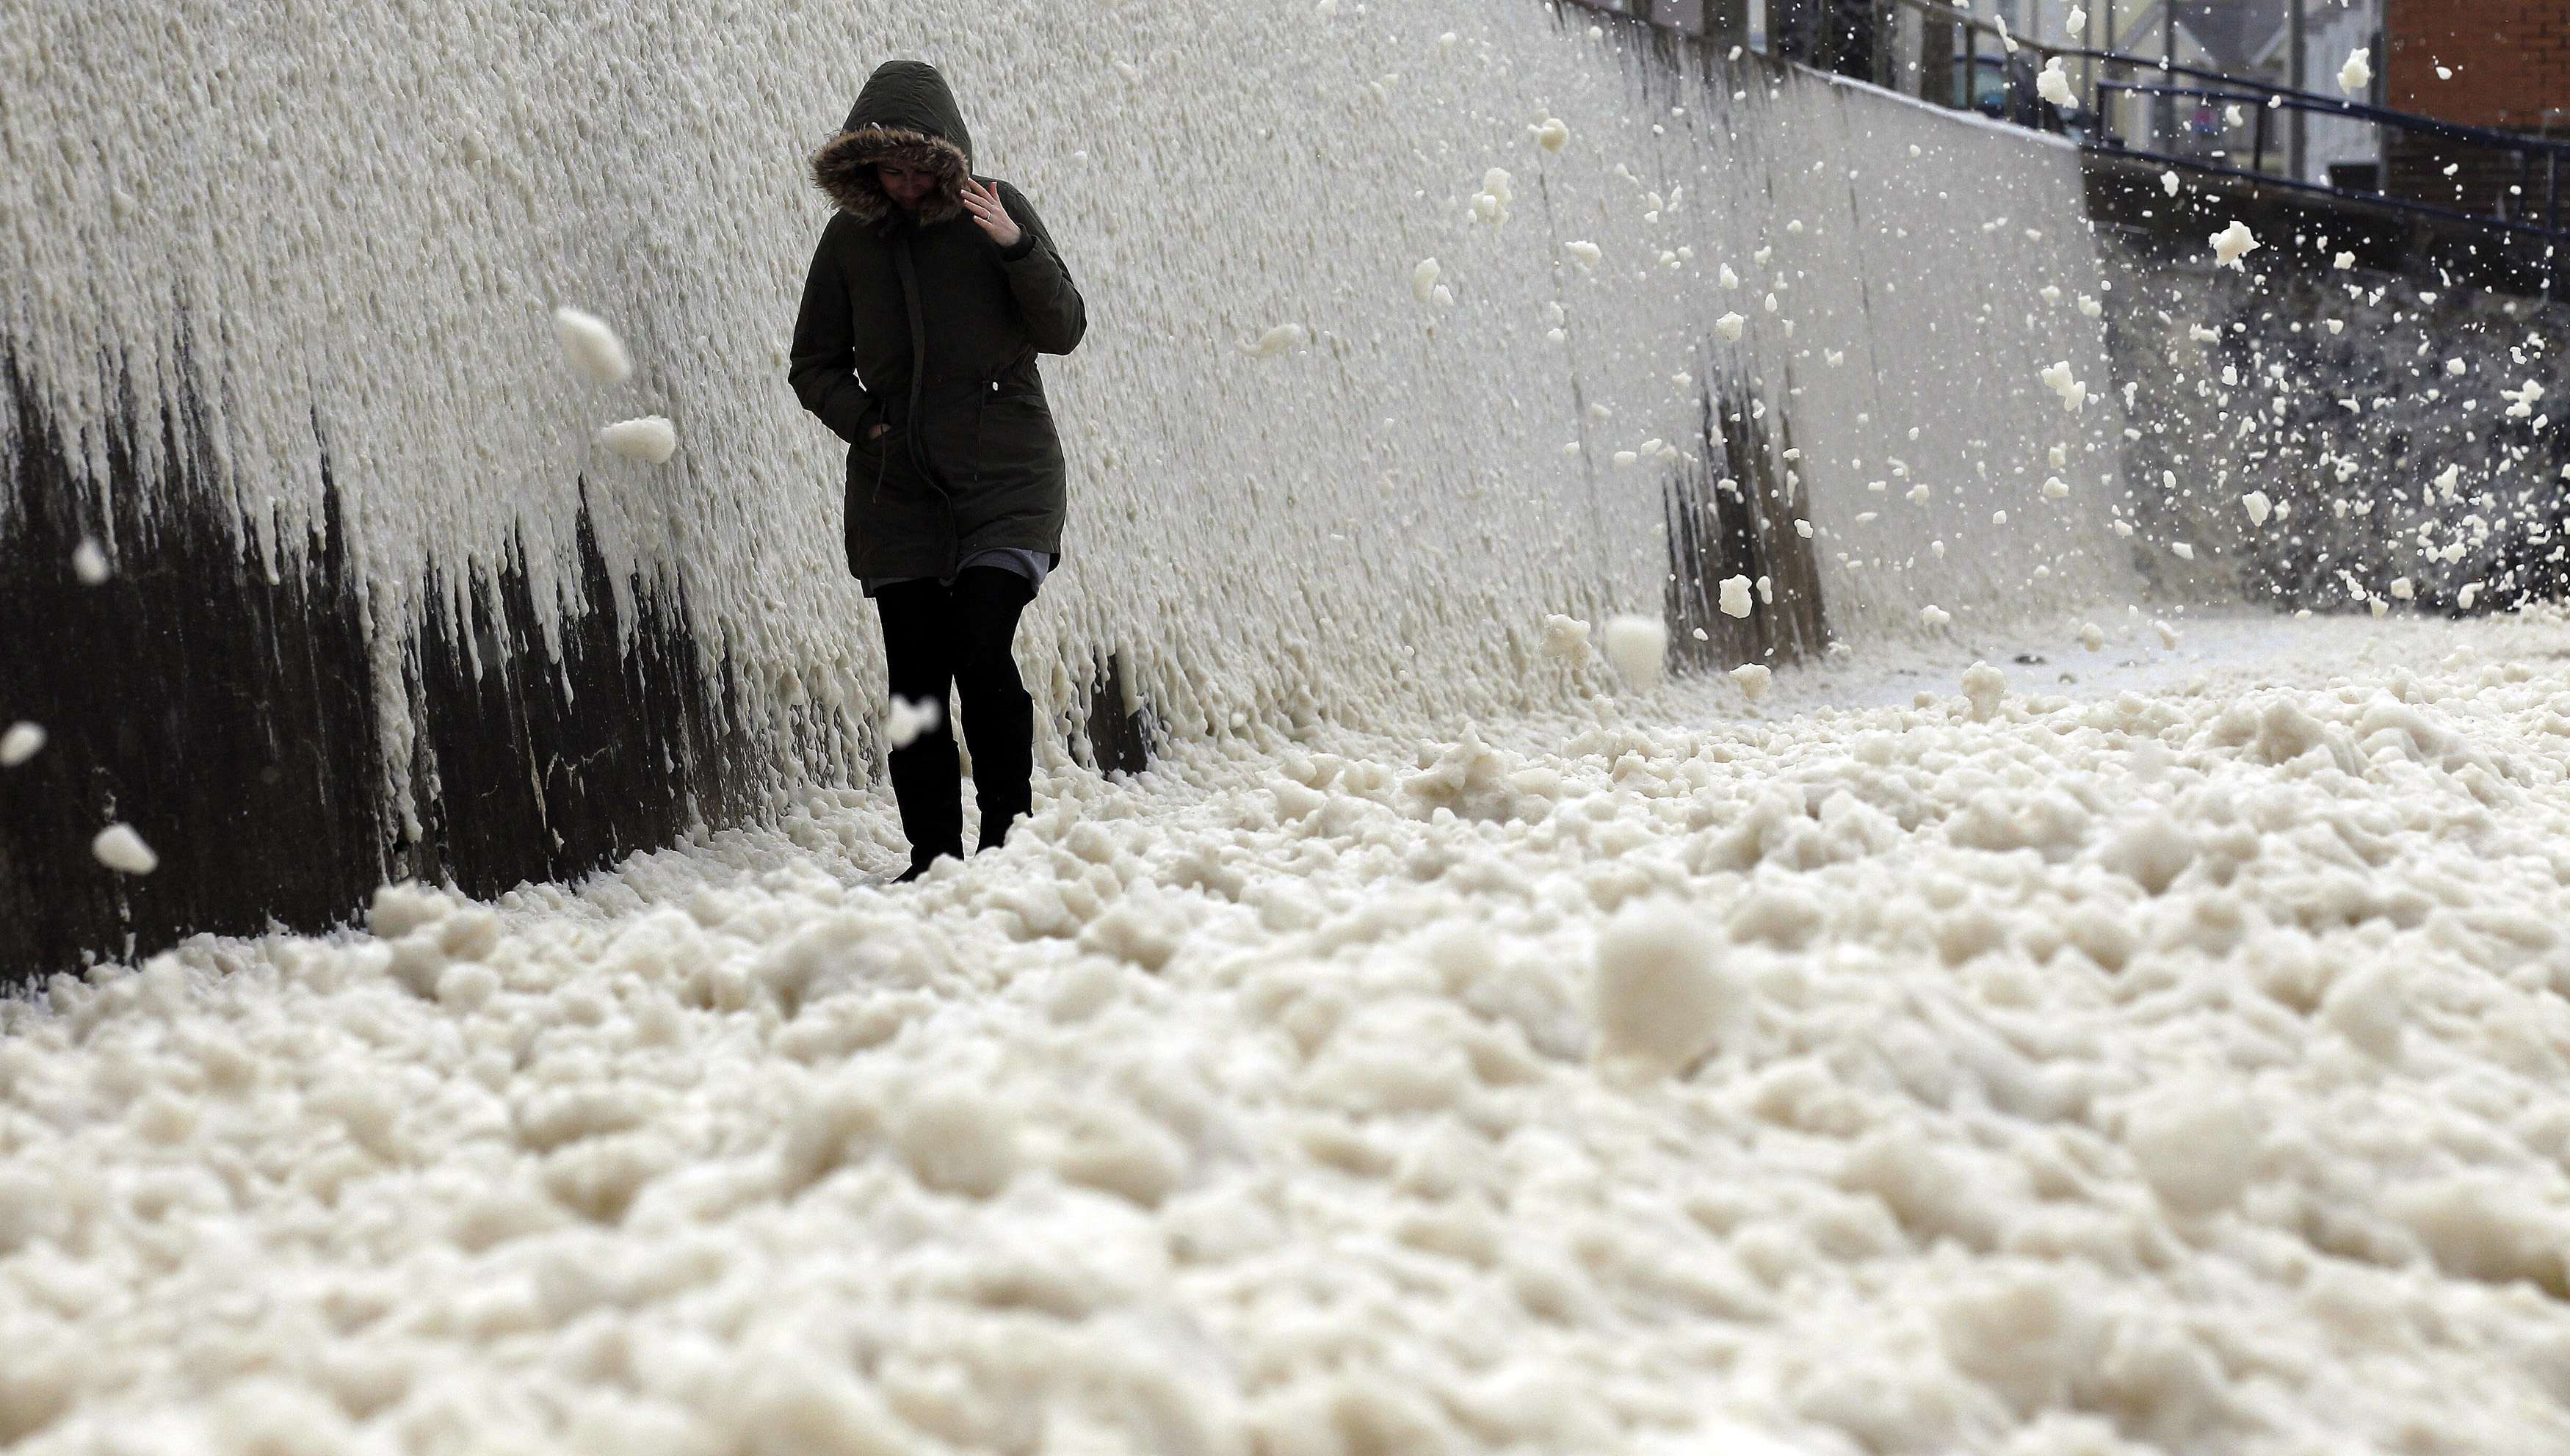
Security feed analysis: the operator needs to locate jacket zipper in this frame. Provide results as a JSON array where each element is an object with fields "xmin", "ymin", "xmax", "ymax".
[
  {"xmin": 969, "ymin": 379, "xmax": 993, "ymax": 494},
  {"xmin": 888, "ymin": 228, "xmax": 965, "ymax": 582}
]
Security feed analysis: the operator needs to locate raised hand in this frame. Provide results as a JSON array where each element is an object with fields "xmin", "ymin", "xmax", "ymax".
[{"xmin": 959, "ymin": 177, "xmax": 1023, "ymax": 250}]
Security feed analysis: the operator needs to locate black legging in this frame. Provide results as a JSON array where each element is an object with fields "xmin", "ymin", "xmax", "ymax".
[{"xmin": 873, "ymin": 565, "xmax": 1038, "ymax": 871}]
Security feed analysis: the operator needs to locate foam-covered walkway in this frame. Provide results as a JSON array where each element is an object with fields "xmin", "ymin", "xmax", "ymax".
[{"xmin": 11, "ymin": 607, "xmax": 2570, "ymax": 1455}]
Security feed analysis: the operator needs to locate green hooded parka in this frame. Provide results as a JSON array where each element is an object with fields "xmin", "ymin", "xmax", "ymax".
[{"xmin": 789, "ymin": 60, "xmax": 1087, "ymax": 585}]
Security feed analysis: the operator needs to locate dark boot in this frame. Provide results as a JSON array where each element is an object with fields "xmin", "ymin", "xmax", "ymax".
[
  {"xmin": 873, "ymin": 580, "xmax": 964, "ymax": 873},
  {"xmin": 891, "ymin": 852, "xmax": 951, "ymax": 884},
  {"xmin": 952, "ymin": 566, "xmax": 1038, "ymax": 853},
  {"xmin": 886, "ymin": 725, "xmax": 965, "ymax": 870}
]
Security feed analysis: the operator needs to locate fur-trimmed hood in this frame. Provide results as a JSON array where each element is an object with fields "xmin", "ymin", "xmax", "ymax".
[{"xmin": 811, "ymin": 60, "xmax": 974, "ymax": 230}]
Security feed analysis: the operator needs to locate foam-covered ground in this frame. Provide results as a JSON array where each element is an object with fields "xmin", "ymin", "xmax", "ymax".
[{"xmin": 11, "ymin": 609, "xmax": 2570, "ymax": 1455}]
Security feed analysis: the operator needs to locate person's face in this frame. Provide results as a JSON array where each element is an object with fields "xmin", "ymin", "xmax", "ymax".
[{"xmin": 877, "ymin": 162, "xmax": 935, "ymax": 210}]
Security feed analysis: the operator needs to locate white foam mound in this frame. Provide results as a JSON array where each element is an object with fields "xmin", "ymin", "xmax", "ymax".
[
  {"xmin": 1960, "ymin": 660, "xmax": 2005, "ymax": 720},
  {"xmin": 598, "ymin": 416, "xmax": 677, "ymax": 464},
  {"xmin": 892, "ymin": 1081, "xmax": 1021, "ymax": 1198},
  {"xmin": 1591, "ymin": 899, "xmax": 1742, "ymax": 1076},
  {"xmin": 551, "ymin": 305, "xmax": 632, "ymax": 386}
]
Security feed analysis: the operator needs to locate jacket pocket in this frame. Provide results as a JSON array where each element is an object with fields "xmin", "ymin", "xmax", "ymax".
[{"xmin": 853, "ymin": 405, "xmax": 901, "ymax": 447}]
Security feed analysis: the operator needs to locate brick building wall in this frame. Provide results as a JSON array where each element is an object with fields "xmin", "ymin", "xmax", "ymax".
[
  {"xmin": 2385, "ymin": 0, "xmax": 2570, "ymax": 129},
  {"xmin": 2381, "ymin": 0, "xmax": 2569, "ymax": 228}
]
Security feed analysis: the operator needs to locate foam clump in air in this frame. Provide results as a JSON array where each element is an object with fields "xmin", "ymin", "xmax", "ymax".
[
  {"xmin": 1564, "ymin": 240, "xmax": 1602, "ymax": 269},
  {"xmin": 2210, "ymin": 220, "xmax": 2261, "ymax": 269},
  {"xmin": 1717, "ymin": 312, "xmax": 1746, "ymax": 341},
  {"xmin": 1472, "ymin": 167, "xmax": 1515, "ymax": 224},
  {"xmin": 1411, "ymin": 257, "xmax": 1441, "ymax": 304},
  {"xmin": 1601, "ymin": 614, "xmax": 1667, "ymax": 691},
  {"xmin": 1541, "ymin": 613, "xmax": 1593, "ymax": 666},
  {"xmin": 1529, "ymin": 116, "xmax": 1568, "ymax": 153},
  {"xmin": 551, "ymin": 305, "xmax": 633, "ymax": 386},
  {"xmin": 2035, "ymin": 58, "xmax": 2074, "ymax": 108},
  {"xmin": 0, "ymin": 722, "xmax": 44, "ymax": 766},
  {"xmin": 2038, "ymin": 361, "xmax": 2088, "ymax": 412},
  {"xmin": 1718, "ymin": 575, "xmax": 1753, "ymax": 618},
  {"xmin": 2339, "ymin": 48, "xmax": 2372, "ymax": 96},
  {"xmin": 886, "ymin": 694, "xmax": 944, "ymax": 749},
  {"xmin": 93, "ymin": 823, "xmax": 158, "ymax": 874},
  {"xmin": 1730, "ymin": 663, "xmax": 1772, "ymax": 701},
  {"xmin": 72, "ymin": 538, "xmax": 111, "ymax": 584},
  {"xmin": 2242, "ymin": 490, "xmax": 2272, "ymax": 526},
  {"xmin": 1920, "ymin": 604, "xmax": 1952, "ymax": 627},
  {"xmin": 1590, "ymin": 899, "xmax": 1743, "ymax": 1077},
  {"xmin": 598, "ymin": 416, "xmax": 677, "ymax": 463},
  {"xmin": 1241, "ymin": 324, "xmax": 1307, "ymax": 358}
]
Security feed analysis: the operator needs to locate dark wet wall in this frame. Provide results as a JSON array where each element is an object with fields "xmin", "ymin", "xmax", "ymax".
[{"xmin": 0, "ymin": 346, "xmax": 770, "ymax": 988}]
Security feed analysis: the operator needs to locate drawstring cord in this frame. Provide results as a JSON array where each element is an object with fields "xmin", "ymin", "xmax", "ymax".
[{"xmin": 969, "ymin": 379, "xmax": 993, "ymax": 495}]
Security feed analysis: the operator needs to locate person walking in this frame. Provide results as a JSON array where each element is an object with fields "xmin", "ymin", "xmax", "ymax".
[{"xmin": 790, "ymin": 59, "xmax": 1087, "ymax": 883}]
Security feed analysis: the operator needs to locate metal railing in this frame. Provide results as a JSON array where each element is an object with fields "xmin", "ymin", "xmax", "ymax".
[
  {"xmin": 1874, "ymin": 0, "xmax": 2570, "ymax": 242},
  {"xmin": 1556, "ymin": 0, "xmax": 2570, "ymax": 242}
]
